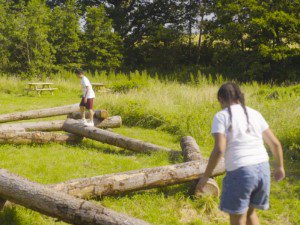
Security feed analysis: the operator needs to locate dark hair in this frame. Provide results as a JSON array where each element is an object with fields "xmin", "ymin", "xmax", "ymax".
[
  {"xmin": 217, "ymin": 82, "xmax": 250, "ymax": 132},
  {"xmin": 75, "ymin": 69, "xmax": 83, "ymax": 75}
]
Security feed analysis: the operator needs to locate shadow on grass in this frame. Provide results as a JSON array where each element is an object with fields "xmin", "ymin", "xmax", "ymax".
[
  {"xmin": 69, "ymin": 140, "xmax": 150, "ymax": 157},
  {"xmin": 0, "ymin": 207, "xmax": 22, "ymax": 225}
]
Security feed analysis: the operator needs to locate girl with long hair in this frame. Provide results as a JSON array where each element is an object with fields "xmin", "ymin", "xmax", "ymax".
[{"xmin": 198, "ymin": 82, "xmax": 285, "ymax": 225}]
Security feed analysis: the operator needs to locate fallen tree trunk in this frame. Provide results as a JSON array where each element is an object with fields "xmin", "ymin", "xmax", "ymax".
[
  {"xmin": 68, "ymin": 110, "xmax": 109, "ymax": 120},
  {"xmin": 0, "ymin": 131, "xmax": 83, "ymax": 144},
  {"xmin": 0, "ymin": 120, "xmax": 64, "ymax": 132},
  {"xmin": 1, "ymin": 127, "xmax": 25, "ymax": 132},
  {"xmin": 181, "ymin": 136, "xmax": 220, "ymax": 197},
  {"xmin": 0, "ymin": 168, "xmax": 151, "ymax": 225},
  {"xmin": 181, "ymin": 136, "xmax": 202, "ymax": 161},
  {"xmin": 0, "ymin": 104, "xmax": 79, "ymax": 123},
  {"xmin": 94, "ymin": 116, "xmax": 122, "ymax": 129},
  {"xmin": 63, "ymin": 119, "xmax": 172, "ymax": 153},
  {"xmin": 0, "ymin": 116, "xmax": 122, "ymax": 132},
  {"xmin": 50, "ymin": 159, "xmax": 225, "ymax": 199}
]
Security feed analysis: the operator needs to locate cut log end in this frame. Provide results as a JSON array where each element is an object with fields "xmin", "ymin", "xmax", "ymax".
[{"xmin": 194, "ymin": 178, "xmax": 220, "ymax": 198}]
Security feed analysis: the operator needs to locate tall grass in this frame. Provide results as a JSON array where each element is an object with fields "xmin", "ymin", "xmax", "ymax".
[{"xmin": 0, "ymin": 72, "xmax": 299, "ymax": 225}]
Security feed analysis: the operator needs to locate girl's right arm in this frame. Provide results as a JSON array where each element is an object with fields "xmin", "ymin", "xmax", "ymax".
[{"xmin": 263, "ymin": 129, "xmax": 285, "ymax": 181}]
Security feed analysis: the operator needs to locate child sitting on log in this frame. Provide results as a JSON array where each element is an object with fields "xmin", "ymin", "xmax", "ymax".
[
  {"xmin": 197, "ymin": 82, "xmax": 285, "ymax": 225},
  {"xmin": 75, "ymin": 69, "xmax": 95, "ymax": 127}
]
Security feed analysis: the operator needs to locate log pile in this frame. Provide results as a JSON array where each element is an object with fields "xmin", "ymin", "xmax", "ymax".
[{"xmin": 0, "ymin": 104, "xmax": 227, "ymax": 224}]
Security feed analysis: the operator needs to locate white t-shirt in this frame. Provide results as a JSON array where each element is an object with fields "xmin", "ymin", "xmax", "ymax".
[
  {"xmin": 212, "ymin": 104, "xmax": 269, "ymax": 171},
  {"xmin": 81, "ymin": 76, "xmax": 95, "ymax": 99}
]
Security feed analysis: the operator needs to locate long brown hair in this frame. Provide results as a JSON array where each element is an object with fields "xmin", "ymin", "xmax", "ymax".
[{"xmin": 217, "ymin": 82, "xmax": 250, "ymax": 132}]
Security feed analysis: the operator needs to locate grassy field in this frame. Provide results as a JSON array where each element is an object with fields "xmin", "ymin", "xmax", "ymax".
[{"xmin": 0, "ymin": 72, "xmax": 299, "ymax": 225}]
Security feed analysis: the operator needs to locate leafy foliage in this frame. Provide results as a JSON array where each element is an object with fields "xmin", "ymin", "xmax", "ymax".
[
  {"xmin": 83, "ymin": 5, "xmax": 122, "ymax": 71},
  {"xmin": 0, "ymin": 0, "xmax": 298, "ymax": 81},
  {"xmin": 48, "ymin": 0, "xmax": 82, "ymax": 70}
]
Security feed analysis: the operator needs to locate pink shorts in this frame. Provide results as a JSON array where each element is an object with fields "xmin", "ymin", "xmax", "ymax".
[{"xmin": 79, "ymin": 98, "xmax": 94, "ymax": 110}]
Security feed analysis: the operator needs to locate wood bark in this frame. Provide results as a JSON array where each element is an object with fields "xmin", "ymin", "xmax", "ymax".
[
  {"xmin": 49, "ymin": 159, "xmax": 225, "ymax": 199},
  {"xmin": 0, "ymin": 104, "xmax": 79, "ymax": 123},
  {"xmin": 0, "ymin": 131, "xmax": 83, "ymax": 144},
  {"xmin": 0, "ymin": 116, "xmax": 122, "ymax": 132},
  {"xmin": 62, "ymin": 119, "xmax": 172, "ymax": 153},
  {"xmin": 1, "ymin": 127, "xmax": 25, "ymax": 132},
  {"xmin": 181, "ymin": 136, "xmax": 220, "ymax": 197},
  {"xmin": 181, "ymin": 136, "xmax": 202, "ymax": 161},
  {"xmin": 0, "ymin": 120, "xmax": 64, "ymax": 132},
  {"xmin": 94, "ymin": 116, "xmax": 122, "ymax": 129},
  {"xmin": 68, "ymin": 110, "xmax": 109, "ymax": 120},
  {"xmin": 0, "ymin": 168, "xmax": 151, "ymax": 225}
]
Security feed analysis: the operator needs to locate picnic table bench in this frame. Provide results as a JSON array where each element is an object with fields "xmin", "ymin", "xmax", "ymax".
[
  {"xmin": 91, "ymin": 83, "xmax": 106, "ymax": 92},
  {"xmin": 27, "ymin": 82, "xmax": 57, "ymax": 95}
]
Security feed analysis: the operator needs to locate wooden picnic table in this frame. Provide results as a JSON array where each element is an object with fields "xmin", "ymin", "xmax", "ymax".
[
  {"xmin": 27, "ymin": 82, "xmax": 57, "ymax": 95},
  {"xmin": 91, "ymin": 83, "xmax": 105, "ymax": 92}
]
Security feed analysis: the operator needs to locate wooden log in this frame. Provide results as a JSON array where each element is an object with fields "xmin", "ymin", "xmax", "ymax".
[
  {"xmin": 0, "ymin": 168, "xmax": 151, "ymax": 225},
  {"xmin": 0, "ymin": 131, "xmax": 83, "ymax": 144},
  {"xmin": 0, "ymin": 116, "xmax": 122, "ymax": 132},
  {"xmin": 181, "ymin": 136, "xmax": 202, "ymax": 161},
  {"xmin": 49, "ymin": 158, "xmax": 225, "ymax": 199},
  {"xmin": 94, "ymin": 116, "xmax": 122, "ymax": 129},
  {"xmin": 181, "ymin": 136, "xmax": 220, "ymax": 197},
  {"xmin": 0, "ymin": 104, "xmax": 79, "ymax": 123},
  {"xmin": 68, "ymin": 110, "xmax": 109, "ymax": 120},
  {"xmin": 62, "ymin": 119, "xmax": 172, "ymax": 153},
  {"xmin": 0, "ymin": 120, "xmax": 64, "ymax": 132},
  {"xmin": 1, "ymin": 127, "xmax": 26, "ymax": 132}
]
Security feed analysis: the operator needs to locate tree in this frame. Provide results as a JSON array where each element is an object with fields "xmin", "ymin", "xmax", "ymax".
[
  {"xmin": 6, "ymin": 0, "xmax": 53, "ymax": 76},
  {"xmin": 48, "ymin": 0, "xmax": 82, "ymax": 70},
  {"xmin": 0, "ymin": 0, "xmax": 10, "ymax": 71},
  {"xmin": 206, "ymin": 0, "xmax": 299, "ymax": 81},
  {"xmin": 83, "ymin": 5, "xmax": 122, "ymax": 71}
]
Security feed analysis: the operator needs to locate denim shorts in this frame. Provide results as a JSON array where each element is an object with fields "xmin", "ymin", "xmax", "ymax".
[{"xmin": 219, "ymin": 161, "xmax": 270, "ymax": 215}]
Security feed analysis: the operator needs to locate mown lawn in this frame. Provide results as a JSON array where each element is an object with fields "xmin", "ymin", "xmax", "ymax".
[{"xmin": 0, "ymin": 73, "xmax": 299, "ymax": 225}]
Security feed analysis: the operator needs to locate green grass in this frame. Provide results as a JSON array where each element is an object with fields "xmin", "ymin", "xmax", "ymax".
[{"xmin": 0, "ymin": 73, "xmax": 299, "ymax": 225}]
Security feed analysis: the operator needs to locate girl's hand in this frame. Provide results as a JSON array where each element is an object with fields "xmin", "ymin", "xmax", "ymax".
[
  {"xmin": 84, "ymin": 98, "xmax": 87, "ymax": 104},
  {"xmin": 196, "ymin": 176, "xmax": 209, "ymax": 193},
  {"xmin": 274, "ymin": 166, "xmax": 285, "ymax": 181}
]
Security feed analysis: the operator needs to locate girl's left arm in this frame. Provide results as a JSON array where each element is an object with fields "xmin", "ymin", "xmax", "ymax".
[{"xmin": 196, "ymin": 133, "xmax": 226, "ymax": 191}]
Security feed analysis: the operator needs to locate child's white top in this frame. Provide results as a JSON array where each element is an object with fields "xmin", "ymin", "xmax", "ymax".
[
  {"xmin": 212, "ymin": 104, "xmax": 269, "ymax": 171},
  {"xmin": 81, "ymin": 76, "xmax": 95, "ymax": 99}
]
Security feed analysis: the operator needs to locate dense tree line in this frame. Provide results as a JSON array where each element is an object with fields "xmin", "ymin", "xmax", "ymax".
[
  {"xmin": 0, "ymin": 0, "xmax": 299, "ymax": 81},
  {"xmin": 0, "ymin": 0, "xmax": 121, "ymax": 76}
]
